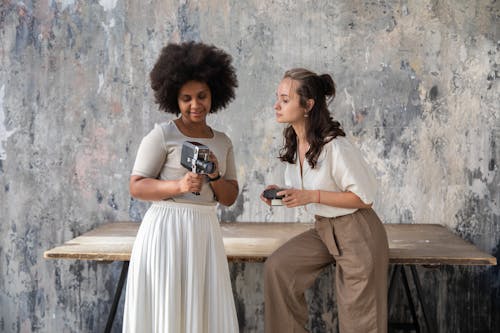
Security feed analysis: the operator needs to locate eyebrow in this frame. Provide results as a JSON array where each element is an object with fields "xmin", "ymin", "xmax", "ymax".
[{"xmin": 180, "ymin": 89, "xmax": 208, "ymax": 97}]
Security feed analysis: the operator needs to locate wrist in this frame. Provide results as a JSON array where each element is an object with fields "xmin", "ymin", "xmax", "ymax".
[
  {"xmin": 310, "ymin": 190, "xmax": 318, "ymax": 204},
  {"xmin": 207, "ymin": 172, "xmax": 221, "ymax": 182},
  {"xmin": 176, "ymin": 180, "xmax": 184, "ymax": 194}
]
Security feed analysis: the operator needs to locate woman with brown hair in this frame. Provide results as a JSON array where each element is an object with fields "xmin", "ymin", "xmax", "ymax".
[
  {"xmin": 261, "ymin": 68, "xmax": 388, "ymax": 333},
  {"xmin": 123, "ymin": 42, "xmax": 239, "ymax": 333}
]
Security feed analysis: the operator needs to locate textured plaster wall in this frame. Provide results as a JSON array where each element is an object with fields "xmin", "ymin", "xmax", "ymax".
[{"xmin": 0, "ymin": 0, "xmax": 498, "ymax": 332}]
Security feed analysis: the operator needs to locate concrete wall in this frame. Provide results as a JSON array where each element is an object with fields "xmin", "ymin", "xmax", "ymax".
[{"xmin": 0, "ymin": 0, "xmax": 498, "ymax": 332}]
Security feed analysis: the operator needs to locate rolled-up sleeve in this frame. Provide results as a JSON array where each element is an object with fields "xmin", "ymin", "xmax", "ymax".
[
  {"xmin": 330, "ymin": 138, "xmax": 377, "ymax": 205},
  {"xmin": 132, "ymin": 124, "xmax": 168, "ymax": 178}
]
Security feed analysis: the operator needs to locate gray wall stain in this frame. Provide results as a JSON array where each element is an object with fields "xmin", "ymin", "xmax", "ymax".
[{"xmin": 0, "ymin": 0, "xmax": 499, "ymax": 332}]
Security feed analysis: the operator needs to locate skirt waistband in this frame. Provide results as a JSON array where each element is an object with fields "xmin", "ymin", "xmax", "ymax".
[{"xmin": 151, "ymin": 200, "xmax": 217, "ymax": 213}]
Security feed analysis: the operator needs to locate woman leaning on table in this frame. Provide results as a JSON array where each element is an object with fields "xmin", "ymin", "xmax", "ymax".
[
  {"xmin": 123, "ymin": 42, "xmax": 239, "ymax": 333},
  {"xmin": 261, "ymin": 68, "xmax": 389, "ymax": 333}
]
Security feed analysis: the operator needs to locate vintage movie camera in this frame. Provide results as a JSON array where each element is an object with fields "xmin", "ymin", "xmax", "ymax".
[
  {"xmin": 262, "ymin": 188, "xmax": 285, "ymax": 206},
  {"xmin": 180, "ymin": 141, "xmax": 216, "ymax": 196},
  {"xmin": 180, "ymin": 141, "xmax": 216, "ymax": 175}
]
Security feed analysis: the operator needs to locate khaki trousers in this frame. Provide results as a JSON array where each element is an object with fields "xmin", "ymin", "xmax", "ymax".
[{"xmin": 264, "ymin": 209, "xmax": 389, "ymax": 333}]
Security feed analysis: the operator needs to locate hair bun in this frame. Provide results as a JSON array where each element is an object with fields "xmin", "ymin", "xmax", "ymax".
[{"xmin": 319, "ymin": 74, "xmax": 335, "ymax": 98}]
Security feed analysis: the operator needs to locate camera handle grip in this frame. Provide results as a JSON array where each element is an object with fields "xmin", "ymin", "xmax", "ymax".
[{"xmin": 189, "ymin": 161, "xmax": 202, "ymax": 196}]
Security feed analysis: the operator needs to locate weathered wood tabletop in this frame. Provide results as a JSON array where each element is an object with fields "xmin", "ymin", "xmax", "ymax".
[{"xmin": 43, "ymin": 222, "xmax": 497, "ymax": 265}]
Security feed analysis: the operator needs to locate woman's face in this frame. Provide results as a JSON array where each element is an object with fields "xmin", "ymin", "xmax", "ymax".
[
  {"xmin": 177, "ymin": 80, "xmax": 212, "ymax": 123},
  {"xmin": 274, "ymin": 78, "xmax": 305, "ymax": 124}
]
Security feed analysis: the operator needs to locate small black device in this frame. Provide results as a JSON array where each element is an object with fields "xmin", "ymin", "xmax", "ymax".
[
  {"xmin": 180, "ymin": 141, "xmax": 216, "ymax": 195},
  {"xmin": 262, "ymin": 188, "xmax": 285, "ymax": 206}
]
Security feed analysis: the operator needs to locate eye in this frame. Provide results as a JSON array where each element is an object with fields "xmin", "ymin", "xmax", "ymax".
[
  {"xmin": 198, "ymin": 93, "xmax": 207, "ymax": 99},
  {"xmin": 181, "ymin": 96, "xmax": 191, "ymax": 102}
]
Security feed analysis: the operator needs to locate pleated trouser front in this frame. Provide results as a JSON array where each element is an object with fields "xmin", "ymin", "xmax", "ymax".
[
  {"xmin": 123, "ymin": 201, "xmax": 239, "ymax": 333},
  {"xmin": 264, "ymin": 208, "xmax": 389, "ymax": 333}
]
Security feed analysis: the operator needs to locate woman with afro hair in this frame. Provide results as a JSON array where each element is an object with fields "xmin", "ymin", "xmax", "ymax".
[{"xmin": 123, "ymin": 42, "xmax": 239, "ymax": 333}]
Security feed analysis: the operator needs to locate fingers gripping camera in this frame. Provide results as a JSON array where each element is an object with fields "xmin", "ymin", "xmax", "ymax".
[
  {"xmin": 262, "ymin": 188, "xmax": 285, "ymax": 206},
  {"xmin": 180, "ymin": 141, "xmax": 216, "ymax": 174}
]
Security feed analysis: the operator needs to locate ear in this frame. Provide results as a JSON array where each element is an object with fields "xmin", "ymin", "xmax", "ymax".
[{"xmin": 306, "ymin": 99, "xmax": 315, "ymax": 112}]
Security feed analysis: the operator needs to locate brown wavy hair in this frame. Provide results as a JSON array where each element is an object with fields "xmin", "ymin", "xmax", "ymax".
[
  {"xmin": 150, "ymin": 42, "xmax": 238, "ymax": 115},
  {"xmin": 279, "ymin": 68, "xmax": 345, "ymax": 168}
]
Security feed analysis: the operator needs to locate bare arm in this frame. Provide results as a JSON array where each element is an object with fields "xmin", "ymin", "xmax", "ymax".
[
  {"xmin": 129, "ymin": 173, "xmax": 203, "ymax": 201},
  {"xmin": 208, "ymin": 178, "xmax": 239, "ymax": 206},
  {"xmin": 205, "ymin": 151, "xmax": 239, "ymax": 206}
]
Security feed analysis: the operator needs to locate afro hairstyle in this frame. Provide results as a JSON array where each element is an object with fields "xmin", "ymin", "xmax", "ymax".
[{"xmin": 150, "ymin": 41, "xmax": 238, "ymax": 115}]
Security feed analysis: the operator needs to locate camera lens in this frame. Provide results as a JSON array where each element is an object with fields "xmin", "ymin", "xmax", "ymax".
[{"xmin": 195, "ymin": 160, "xmax": 215, "ymax": 174}]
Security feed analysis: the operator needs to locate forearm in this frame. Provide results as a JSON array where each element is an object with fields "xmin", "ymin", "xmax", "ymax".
[
  {"xmin": 316, "ymin": 190, "xmax": 372, "ymax": 209},
  {"xmin": 130, "ymin": 177, "xmax": 182, "ymax": 201},
  {"xmin": 209, "ymin": 179, "xmax": 239, "ymax": 206}
]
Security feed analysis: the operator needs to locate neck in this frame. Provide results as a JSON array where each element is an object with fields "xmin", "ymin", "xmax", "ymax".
[
  {"xmin": 180, "ymin": 116, "xmax": 207, "ymax": 128},
  {"xmin": 292, "ymin": 121, "xmax": 308, "ymax": 145},
  {"xmin": 175, "ymin": 117, "xmax": 211, "ymax": 137}
]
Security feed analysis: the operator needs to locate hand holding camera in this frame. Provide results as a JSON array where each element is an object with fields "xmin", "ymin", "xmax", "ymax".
[
  {"xmin": 178, "ymin": 172, "xmax": 204, "ymax": 194},
  {"xmin": 206, "ymin": 152, "xmax": 220, "ymax": 181},
  {"xmin": 260, "ymin": 185, "xmax": 286, "ymax": 206},
  {"xmin": 180, "ymin": 141, "xmax": 219, "ymax": 195},
  {"xmin": 261, "ymin": 187, "xmax": 319, "ymax": 207}
]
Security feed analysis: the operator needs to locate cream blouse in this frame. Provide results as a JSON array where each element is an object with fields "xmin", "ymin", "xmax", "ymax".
[
  {"xmin": 284, "ymin": 136, "xmax": 377, "ymax": 218},
  {"xmin": 131, "ymin": 121, "xmax": 237, "ymax": 205}
]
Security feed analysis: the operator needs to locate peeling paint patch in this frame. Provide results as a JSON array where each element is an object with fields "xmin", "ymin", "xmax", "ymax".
[
  {"xmin": 0, "ymin": 85, "xmax": 17, "ymax": 160},
  {"xmin": 101, "ymin": 18, "xmax": 116, "ymax": 35},
  {"xmin": 128, "ymin": 198, "xmax": 148, "ymax": 222},
  {"xmin": 107, "ymin": 193, "xmax": 118, "ymax": 210},
  {"xmin": 99, "ymin": 0, "xmax": 118, "ymax": 12},
  {"xmin": 220, "ymin": 185, "xmax": 246, "ymax": 222},
  {"xmin": 428, "ymin": 85, "xmax": 439, "ymax": 100},
  {"xmin": 96, "ymin": 190, "xmax": 103, "ymax": 204},
  {"xmin": 177, "ymin": 2, "xmax": 200, "ymax": 42},
  {"xmin": 97, "ymin": 73, "xmax": 104, "ymax": 94},
  {"xmin": 344, "ymin": 88, "xmax": 356, "ymax": 117},
  {"xmin": 57, "ymin": 0, "xmax": 77, "ymax": 11}
]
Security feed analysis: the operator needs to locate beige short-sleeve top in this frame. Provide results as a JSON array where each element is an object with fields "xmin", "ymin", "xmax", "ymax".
[
  {"xmin": 132, "ymin": 120, "xmax": 237, "ymax": 205},
  {"xmin": 284, "ymin": 136, "xmax": 377, "ymax": 218}
]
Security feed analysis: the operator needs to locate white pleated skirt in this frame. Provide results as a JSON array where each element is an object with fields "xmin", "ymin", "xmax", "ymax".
[{"xmin": 122, "ymin": 201, "xmax": 239, "ymax": 333}]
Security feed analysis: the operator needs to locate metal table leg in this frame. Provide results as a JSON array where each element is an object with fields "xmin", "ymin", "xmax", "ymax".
[
  {"xmin": 388, "ymin": 264, "xmax": 436, "ymax": 333},
  {"xmin": 401, "ymin": 266, "xmax": 420, "ymax": 333},
  {"xmin": 388, "ymin": 265, "xmax": 398, "ymax": 309},
  {"xmin": 410, "ymin": 265, "xmax": 434, "ymax": 333},
  {"xmin": 104, "ymin": 261, "xmax": 129, "ymax": 333},
  {"xmin": 388, "ymin": 265, "xmax": 420, "ymax": 332}
]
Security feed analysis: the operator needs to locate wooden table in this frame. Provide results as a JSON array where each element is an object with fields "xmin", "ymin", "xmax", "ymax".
[{"xmin": 44, "ymin": 222, "xmax": 496, "ymax": 332}]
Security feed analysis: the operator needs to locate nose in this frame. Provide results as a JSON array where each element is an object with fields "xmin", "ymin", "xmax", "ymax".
[
  {"xmin": 274, "ymin": 100, "xmax": 280, "ymax": 110},
  {"xmin": 191, "ymin": 98, "xmax": 200, "ymax": 109}
]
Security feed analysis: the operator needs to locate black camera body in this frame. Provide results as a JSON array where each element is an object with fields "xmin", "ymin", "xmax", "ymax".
[
  {"xmin": 262, "ymin": 188, "xmax": 285, "ymax": 206},
  {"xmin": 180, "ymin": 141, "xmax": 215, "ymax": 174}
]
